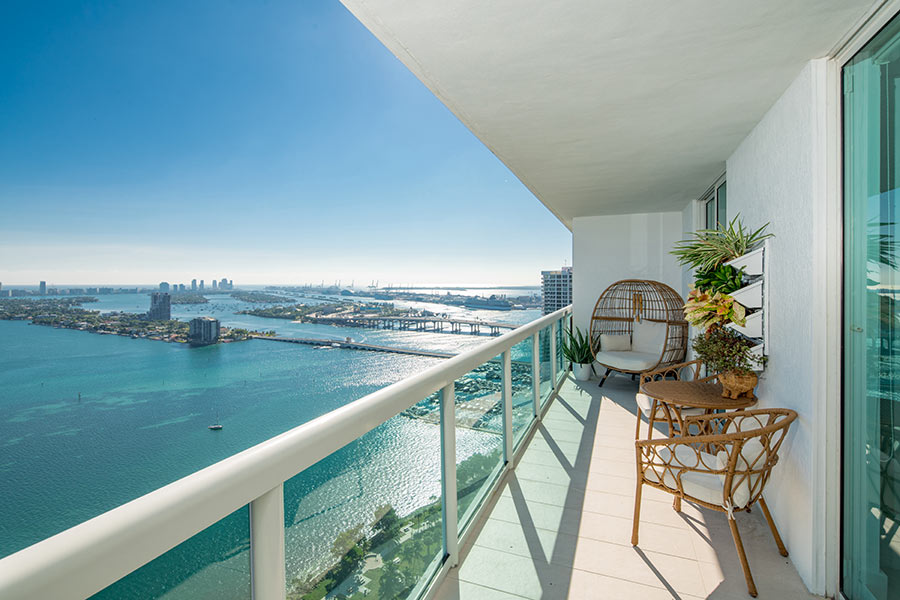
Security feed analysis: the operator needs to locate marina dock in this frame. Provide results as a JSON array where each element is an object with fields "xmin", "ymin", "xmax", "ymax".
[{"xmin": 251, "ymin": 335, "xmax": 454, "ymax": 358}]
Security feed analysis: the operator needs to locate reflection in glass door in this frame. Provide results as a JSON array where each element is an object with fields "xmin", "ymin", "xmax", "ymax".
[{"xmin": 844, "ymin": 13, "xmax": 900, "ymax": 600}]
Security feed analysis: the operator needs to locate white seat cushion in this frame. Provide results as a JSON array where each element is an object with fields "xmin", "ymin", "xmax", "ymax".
[
  {"xmin": 716, "ymin": 438, "xmax": 766, "ymax": 509},
  {"xmin": 635, "ymin": 392, "xmax": 705, "ymax": 419},
  {"xmin": 632, "ymin": 320, "xmax": 667, "ymax": 354},
  {"xmin": 595, "ymin": 351, "xmax": 659, "ymax": 372},
  {"xmin": 643, "ymin": 445, "xmax": 723, "ymax": 506},
  {"xmin": 600, "ymin": 333, "xmax": 631, "ymax": 351}
]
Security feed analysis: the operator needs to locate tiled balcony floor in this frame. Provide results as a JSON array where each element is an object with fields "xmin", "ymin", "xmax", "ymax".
[{"xmin": 433, "ymin": 375, "xmax": 819, "ymax": 600}]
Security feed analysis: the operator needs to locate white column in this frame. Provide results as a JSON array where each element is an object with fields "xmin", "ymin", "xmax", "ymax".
[
  {"xmin": 532, "ymin": 333, "xmax": 540, "ymax": 418},
  {"xmin": 440, "ymin": 384, "xmax": 459, "ymax": 567},
  {"xmin": 502, "ymin": 350, "xmax": 513, "ymax": 466},
  {"xmin": 250, "ymin": 484, "xmax": 286, "ymax": 600}
]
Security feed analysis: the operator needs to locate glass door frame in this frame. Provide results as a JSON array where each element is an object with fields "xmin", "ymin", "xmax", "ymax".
[{"xmin": 838, "ymin": 7, "xmax": 900, "ymax": 599}]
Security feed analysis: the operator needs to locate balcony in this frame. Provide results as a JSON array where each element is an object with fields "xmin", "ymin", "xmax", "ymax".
[
  {"xmin": 0, "ymin": 304, "xmax": 816, "ymax": 600},
  {"xmin": 433, "ymin": 375, "xmax": 816, "ymax": 600}
]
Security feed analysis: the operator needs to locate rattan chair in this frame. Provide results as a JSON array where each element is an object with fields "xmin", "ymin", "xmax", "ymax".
[
  {"xmin": 635, "ymin": 359, "xmax": 711, "ymax": 439},
  {"xmin": 632, "ymin": 408, "xmax": 798, "ymax": 597},
  {"xmin": 590, "ymin": 279, "xmax": 688, "ymax": 387}
]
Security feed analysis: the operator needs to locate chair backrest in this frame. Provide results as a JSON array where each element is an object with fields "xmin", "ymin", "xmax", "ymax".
[
  {"xmin": 708, "ymin": 408, "xmax": 798, "ymax": 509},
  {"xmin": 590, "ymin": 279, "xmax": 687, "ymax": 368}
]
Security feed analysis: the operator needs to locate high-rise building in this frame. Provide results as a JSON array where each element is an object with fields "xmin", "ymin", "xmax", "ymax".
[
  {"xmin": 191, "ymin": 279, "xmax": 197, "ymax": 291},
  {"xmin": 199, "ymin": 280, "xmax": 204, "ymax": 291},
  {"xmin": 189, "ymin": 317, "xmax": 220, "ymax": 346},
  {"xmin": 212, "ymin": 280, "xmax": 218, "ymax": 290},
  {"xmin": 219, "ymin": 278, "xmax": 231, "ymax": 290},
  {"xmin": 159, "ymin": 282, "xmax": 170, "ymax": 292},
  {"xmin": 541, "ymin": 267, "xmax": 572, "ymax": 315},
  {"xmin": 147, "ymin": 293, "xmax": 171, "ymax": 320},
  {"xmin": 179, "ymin": 284, "xmax": 186, "ymax": 292},
  {"xmin": 39, "ymin": 281, "xmax": 46, "ymax": 295}
]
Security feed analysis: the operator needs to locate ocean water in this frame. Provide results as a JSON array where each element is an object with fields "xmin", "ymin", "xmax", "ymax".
[{"xmin": 0, "ymin": 295, "xmax": 542, "ymax": 598}]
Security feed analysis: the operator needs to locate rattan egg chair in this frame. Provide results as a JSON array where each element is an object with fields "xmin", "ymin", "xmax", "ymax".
[{"xmin": 590, "ymin": 279, "xmax": 688, "ymax": 387}]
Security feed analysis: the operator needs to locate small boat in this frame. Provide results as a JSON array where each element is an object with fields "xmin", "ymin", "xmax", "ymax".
[{"xmin": 209, "ymin": 412, "xmax": 223, "ymax": 430}]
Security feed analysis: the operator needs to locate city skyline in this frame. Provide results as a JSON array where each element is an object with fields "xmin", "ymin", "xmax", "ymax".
[{"xmin": 0, "ymin": 1, "xmax": 570, "ymax": 286}]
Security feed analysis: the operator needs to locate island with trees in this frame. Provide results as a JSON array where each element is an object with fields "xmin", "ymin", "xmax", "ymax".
[{"xmin": 0, "ymin": 298, "xmax": 274, "ymax": 344}]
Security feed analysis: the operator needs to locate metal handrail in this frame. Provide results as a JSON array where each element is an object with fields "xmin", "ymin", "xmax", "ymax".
[{"xmin": 0, "ymin": 305, "xmax": 572, "ymax": 600}]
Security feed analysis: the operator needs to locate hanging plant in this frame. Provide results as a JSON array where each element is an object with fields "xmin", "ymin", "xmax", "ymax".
[
  {"xmin": 671, "ymin": 215, "xmax": 774, "ymax": 272},
  {"xmin": 683, "ymin": 289, "xmax": 746, "ymax": 331}
]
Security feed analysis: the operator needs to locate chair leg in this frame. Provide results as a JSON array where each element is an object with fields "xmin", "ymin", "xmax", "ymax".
[
  {"xmin": 598, "ymin": 368, "xmax": 612, "ymax": 387},
  {"xmin": 673, "ymin": 496, "xmax": 682, "ymax": 512},
  {"xmin": 727, "ymin": 515, "xmax": 758, "ymax": 597},
  {"xmin": 758, "ymin": 497, "xmax": 788, "ymax": 557},
  {"xmin": 631, "ymin": 480, "xmax": 643, "ymax": 546},
  {"xmin": 634, "ymin": 412, "xmax": 643, "ymax": 440}
]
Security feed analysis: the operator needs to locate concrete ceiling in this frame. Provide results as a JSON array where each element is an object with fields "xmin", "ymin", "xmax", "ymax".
[{"xmin": 340, "ymin": 0, "xmax": 875, "ymax": 229}]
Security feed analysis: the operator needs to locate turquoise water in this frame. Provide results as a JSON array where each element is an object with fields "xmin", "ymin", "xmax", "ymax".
[{"xmin": 0, "ymin": 296, "xmax": 542, "ymax": 598}]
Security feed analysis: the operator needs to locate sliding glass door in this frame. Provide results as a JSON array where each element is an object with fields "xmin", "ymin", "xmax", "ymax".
[{"xmin": 844, "ymin": 13, "xmax": 900, "ymax": 600}]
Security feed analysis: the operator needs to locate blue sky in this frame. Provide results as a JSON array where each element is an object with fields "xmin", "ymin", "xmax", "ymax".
[{"xmin": 0, "ymin": 2, "xmax": 570, "ymax": 287}]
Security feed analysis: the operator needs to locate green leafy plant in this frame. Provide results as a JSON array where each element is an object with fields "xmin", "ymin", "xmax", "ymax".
[
  {"xmin": 562, "ymin": 326, "xmax": 594, "ymax": 364},
  {"xmin": 692, "ymin": 327, "xmax": 767, "ymax": 375},
  {"xmin": 694, "ymin": 264, "xmax": 745, "ymax": 295},
  {"xmin": 683, "ymin": 289, "xmax": 746, "ymax": 331},
  {"xmin": 671, "ymin": 215, "xmax": 774, "ymax": 272}
]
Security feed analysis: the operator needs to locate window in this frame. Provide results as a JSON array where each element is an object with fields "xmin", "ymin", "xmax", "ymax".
[{"xmin": 701, "ymin": 176, "xmax": 727, "ymax": 229}]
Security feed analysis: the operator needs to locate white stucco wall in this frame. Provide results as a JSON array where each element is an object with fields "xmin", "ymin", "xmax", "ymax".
[
  {"xmin": 725, "ymin": 59, "xmax": 829, "ymax": 593},
  {"xmin": 572, "ymin": 213, "xmax": 684, "ymax": 333}
]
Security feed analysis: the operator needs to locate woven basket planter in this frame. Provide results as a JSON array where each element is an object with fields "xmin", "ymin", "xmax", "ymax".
[{"xmin": 719, "ymin": 371, "xmax": 758, "ymax": 400}]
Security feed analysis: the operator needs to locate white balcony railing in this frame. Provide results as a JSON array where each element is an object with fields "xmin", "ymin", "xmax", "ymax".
[{"xmin": 0, "ymin": 305, "xmax": 572, "ymax": 600}]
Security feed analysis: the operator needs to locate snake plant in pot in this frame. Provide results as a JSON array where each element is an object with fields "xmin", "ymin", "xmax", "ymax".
[{"xmin": 563, "ymin": 326, "xmax": 595, "ymax": 381}]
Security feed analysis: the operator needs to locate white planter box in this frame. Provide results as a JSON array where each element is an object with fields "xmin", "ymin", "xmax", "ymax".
[
  {"xmin": 725, "ymin": 247, "xmax": 764, "ymax": 276},
  {"xmin": 728, "ymin": 310, "xmax": 763, "ymax": 339},
  {"xmin": 730, "ymin": 280, "xmax": 763, "ymax": 310}
]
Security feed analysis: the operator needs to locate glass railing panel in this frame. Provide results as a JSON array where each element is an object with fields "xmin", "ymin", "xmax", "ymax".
[
  {"xmin": 454, "ymin": 355, "xmax": 504, "ymax": 532},
  {"xmin": 90, "ymin": 506, "xmax": 250, "ymax": 600},
  {"xmin": 556, "ymin": 317, "xmax": 567, "ymax": 382},
  {"xmin": 509, "ymin": 339, "xmax": 535, "ymax": 449},
  {"xmin": 539, "ymin": 326, "xmax": 553, "ymax": 406},
  {"xmin": 283, "ymin": 401, "xmax": 443, "ymax": 600}
]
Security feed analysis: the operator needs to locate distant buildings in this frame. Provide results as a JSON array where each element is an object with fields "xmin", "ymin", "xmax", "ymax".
[
  {"xmin": 191, "ymin": 279, "xmax": 197, "ymax": 291},
  {"xmin": 159, "ymin": 282, "xmax": 170, "ymax": 292},
  {"xmin": 189, "ymin": 317, "xmax": 220, "ymax": 346},
  {"xmin": 541, "ymin": 267, "xmax": 572, "ymax": 315},
  {"xmin": 39, "ymin": 281, "xmax": 46, "ymax": 295},
  {"xmin": 212, "ymin": 280, "xmax": 218, "ymax": 290},
  {"xmin": 199, "ymin": 280, "xmax": 205, "ymax": 291},
  {"xmin": 147, "ymin": 293, "xmax": 171, "ymax": 320},
  {"xmin": 219, "ymin": 278, "xmax": 233, "ymax": 291}
]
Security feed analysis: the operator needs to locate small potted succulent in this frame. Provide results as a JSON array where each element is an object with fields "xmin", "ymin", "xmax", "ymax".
[
  {"xmin": 563, "ymin": 326, "xmax": 595, "ymax": 381},
  {"xmin": 692, "ymin": 327, "xmax": 767, "ymax": 399}
]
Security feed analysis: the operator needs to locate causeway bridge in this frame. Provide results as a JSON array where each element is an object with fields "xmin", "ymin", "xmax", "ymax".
[
  {"xmin": 251, "ymin": 335, "xmax": 454, "ymax": 359},
  {"xmin": 301, "ymin": 315, "xmax": 517, "ymax": 336}
]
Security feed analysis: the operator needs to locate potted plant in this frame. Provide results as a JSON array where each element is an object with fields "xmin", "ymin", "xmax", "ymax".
[
  {"xmin": 683, "ymin": 289, "xmax": 746, "ymax": 330},
  {"xmin": 692, "ymin": 327, "xmax": 767, "ymax": 399},
  {"xmin": 563, "ymin": 326, "xmax": 594, "ymax": 381},
  {"xmin": 671, "ymin": 215, "xmax": 773, "ymax": 272}
]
